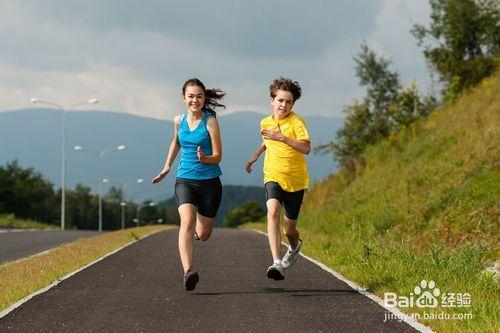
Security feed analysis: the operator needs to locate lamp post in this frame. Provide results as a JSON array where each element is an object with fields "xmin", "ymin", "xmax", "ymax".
[
  {"xmin": 30, "ymin": 98, "xmax": 99, "ymax": 230},
  {"xmin": 74, "ymin": 144, "xmax": 126, "ymax": 232},
  {"xmin": 103, "ymin": 178, "xmax": 144, "ymax": 230},
  {"xmin": 120, "ymin": 202, "xmax": 126, "ymax": 230},
  {"xmin": 136, "ymin": 201, "xmax": 155, "ymax": 226}
]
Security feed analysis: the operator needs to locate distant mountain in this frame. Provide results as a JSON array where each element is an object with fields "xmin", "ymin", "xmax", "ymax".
[{"xmin": 0, "ymin": 109, "xmax": 342, "ymax": 202}]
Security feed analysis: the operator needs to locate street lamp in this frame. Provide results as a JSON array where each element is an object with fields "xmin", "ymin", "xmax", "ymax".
[
  {"xmin": 74, "ymin": 144, "xmax": 126, "ymax": 232},
  {"xmin": 30, "ymin": 97, "xmax": 99, "ymax": 230},
  {"xmin": 136, "ymin": 201, "xmax": 155, "ymax": 226},
  {"xmin": 103, "ymin": 178, "xmax": 144, "ymax": 230},
  {"xmin": 120, "ymin": 202, "xmax": 127, "ymax": 230}
]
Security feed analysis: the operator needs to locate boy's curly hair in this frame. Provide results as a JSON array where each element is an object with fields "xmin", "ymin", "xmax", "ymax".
[{"xmin": 269, "ymin": 77, "xmax": 302, "ymax": 102}]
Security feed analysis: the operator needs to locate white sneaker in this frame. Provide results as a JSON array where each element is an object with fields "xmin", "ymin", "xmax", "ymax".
[
  {"xmin": 267, "ymin": 262, "xmax": 285, "ymax": 280},
  {"xmin": 282, "ymin": 239, "xmax": 302, "ymax": 269}
]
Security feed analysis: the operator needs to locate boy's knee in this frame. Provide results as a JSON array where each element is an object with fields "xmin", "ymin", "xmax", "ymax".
[{"xmin": 267, "ymin": 207, "xmax": 280, "ymax": 219}]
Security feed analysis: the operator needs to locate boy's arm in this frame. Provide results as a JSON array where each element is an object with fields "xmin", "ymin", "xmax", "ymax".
[
  {"xmin": 246, "ymin": 142, "xmax": 266, "ymax": 174},
  {"xmin": 261, "ymin": 124, "xmax": 311, "ymax": 154}
]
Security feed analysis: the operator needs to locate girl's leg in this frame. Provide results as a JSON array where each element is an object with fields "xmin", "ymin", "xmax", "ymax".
[
  {"xmin": 282, "ymin": 216, "xmax": 299, "ymax": 249},
  {"xmin": 266, "ymin": 199, "xmax": 282, "ymax": 260},
  {"xmin": 178, "ymin": 203, "xmax": 197, "ymax": 273},
  {"xmin": 195, "ymin": 213, "xmax": 215, "ymax": 241}
]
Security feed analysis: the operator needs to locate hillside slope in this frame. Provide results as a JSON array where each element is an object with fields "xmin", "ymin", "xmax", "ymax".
[{"xmin": 245, "ymin": 74, "xmax": 499, "ymax": 333}]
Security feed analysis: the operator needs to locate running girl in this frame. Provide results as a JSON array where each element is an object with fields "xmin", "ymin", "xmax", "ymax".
[
  {"xmin": 152, "ymin": 78, "xmax": 225, "ymax": 291},
  {"xmin": 246, "ymin": 77, "xmax": 310, "ymax": 280}
]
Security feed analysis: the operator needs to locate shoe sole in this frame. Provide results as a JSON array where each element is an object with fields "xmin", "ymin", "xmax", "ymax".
[
  {"xmin": 184, "ymin": 272, "xmax": 199, "ymax": 291},
  {"xmin": 267, "ymin": 268, "xmax": 285, "ymax": 281}
]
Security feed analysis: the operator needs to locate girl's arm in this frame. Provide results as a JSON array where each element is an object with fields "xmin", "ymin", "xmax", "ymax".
[
  {"xmin": 151, "ymin": 116, "xmax": 181, "ymax": 183},
  {"xmin": 198, "ymin": 116, "xmax": 222, "ymax": 164},
  {"xmin": 246, "ymin": 142, "xmax": 266, "ymax": 174}
]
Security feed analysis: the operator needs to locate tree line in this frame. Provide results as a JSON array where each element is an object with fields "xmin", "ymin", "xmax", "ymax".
[
  {"xmin": 224, "ymin": 0, "xmax": 499, "ymax": 226},
  {"xmin": 0, "ymin": 160, "xmax": 179, "ymax": 230},
  {"xmin": 317, "ymin": 0, "xmax": 499, "ymax": 170}
]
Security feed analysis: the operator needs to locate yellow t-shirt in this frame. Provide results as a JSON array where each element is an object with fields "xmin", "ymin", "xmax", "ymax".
[{"xmin": 261, "ymin": 112, "xmax": 310, "ymax": 192}]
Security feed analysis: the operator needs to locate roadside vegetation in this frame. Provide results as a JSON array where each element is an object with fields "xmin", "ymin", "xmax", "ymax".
[
  {"xmin": 0, "ymin": 225, "xmax": 171, "ymax": 312},
  {"xmin": 0, "ymin": 214, "xmax": 58, "ymax": 230},
  {"xmin": 241, "ymin": 1, "xmax": 499, "ymax": 331}
]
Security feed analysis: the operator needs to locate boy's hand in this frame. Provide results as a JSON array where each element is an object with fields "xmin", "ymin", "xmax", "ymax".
[
  {"xmin": 245, "ymin": 160, "xmax": 255, "ymax": 174},
  {"xmin": 260, "ymin": 124, "xmax": 284, "ymax": 142},
  {"xmin": 197, "ymin": 146, "xmax": 206, "ymax": 162}
]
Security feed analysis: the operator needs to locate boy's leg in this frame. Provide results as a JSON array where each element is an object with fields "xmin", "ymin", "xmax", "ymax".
[
  {"xmin": 266, "ymin": 198, "xmax": 282, "ymax": 260},
  {"xmin": 282, "ymin": 216, "xmax": 299, "ymax": 250},
  {"xmin": 178, "ymin": 203, "xmax": 197, "ymax": 273},
  {"xmin": 281, "ymin": 189, "xmax": 305, "ymax": 269}
]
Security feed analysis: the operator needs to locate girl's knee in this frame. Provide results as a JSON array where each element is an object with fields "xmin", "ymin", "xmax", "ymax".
[
  {"xmin": 180, "ymin": 220, "xmax": 195, "ymax": 232},
  {"xmin": 198, "ymin": 231, "xmax": 212, "ymax": 241}
]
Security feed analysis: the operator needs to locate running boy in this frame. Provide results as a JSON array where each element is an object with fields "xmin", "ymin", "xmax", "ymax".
[{"xmin": 246, "ymin": 77, "xmax": 310, "ymax": 280}]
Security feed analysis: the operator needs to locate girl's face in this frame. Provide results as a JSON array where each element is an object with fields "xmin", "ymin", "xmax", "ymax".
[
  {"xmin": 183, "ymin": 84, "xmax": 205, "ymax": 113},
  {"xmin": 270, "ymin": 89, "xmax": 294, "ymax": 119}
]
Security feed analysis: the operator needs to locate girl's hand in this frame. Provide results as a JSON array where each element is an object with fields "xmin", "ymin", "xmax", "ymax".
[
  {"xmin": 151, "ymin": 168, "xmax": 169, "ymax": 184},
  {"xmin": 197, "ymin": 146, "xmax": 206, "ymax": 163},
  {"xmin": 260, "ymin": 124, "xmax": 284, "ymax": 141}
]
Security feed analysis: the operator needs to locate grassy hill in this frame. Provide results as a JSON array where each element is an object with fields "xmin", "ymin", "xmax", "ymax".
[{"xmin": 243, "ymin": 74, "xmax": 499, "ymax": 333}]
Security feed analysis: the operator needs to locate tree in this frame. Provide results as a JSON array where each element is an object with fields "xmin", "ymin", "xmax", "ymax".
[
  {"xmin": 412, "ymin": 0, "xmax": 500, "ymax": 100},
  {"xmin": 0, "ymin": 160, "xmax": 58, "ymax": 224},
  {"xmin": 354, "ymin": 43, "xmax": 401, "ymax": 140},
  {"xmin": 223, "ymin": 201, "xmax": 265, "ymax": 228},
  {"xmin": 317, "ymin": 44, "xmax": 436, "ymax": 168}
]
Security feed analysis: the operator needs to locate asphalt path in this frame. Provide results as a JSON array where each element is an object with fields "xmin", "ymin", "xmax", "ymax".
[
  {"xmin": 0, "ymin": 230, "xmax": 100, "ymax": 264},
  {"xmin": 0, "ymin": 229, "xmax": 420, "ymax": 332}
]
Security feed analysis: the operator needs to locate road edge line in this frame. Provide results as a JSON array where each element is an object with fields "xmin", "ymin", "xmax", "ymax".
[
  {"xmin": 0, "ymin": 231, "xmax": 162, "ymax": 319},
  {"xmin": 251, "ymin": 229, "xmax": 434, "ymax": 333}
]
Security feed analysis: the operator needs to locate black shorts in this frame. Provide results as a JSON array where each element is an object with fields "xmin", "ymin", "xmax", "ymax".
[
  {"xmin": 264, "ymin": 181, "xmax": 305, "ymax": 220},
  {"xmin": 175, "ymin": 177, "xmax": 222, "ymax": 218}
]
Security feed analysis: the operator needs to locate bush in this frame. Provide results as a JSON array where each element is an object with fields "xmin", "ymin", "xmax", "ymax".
[{"xmin": 223, "ymin": 201, "xmax": 265, "ymax": 228}]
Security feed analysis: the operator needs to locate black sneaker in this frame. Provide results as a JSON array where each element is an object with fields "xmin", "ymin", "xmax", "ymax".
[{"xmin": 183, "ymin": 269, "xmax": 199, "ymax": 291}]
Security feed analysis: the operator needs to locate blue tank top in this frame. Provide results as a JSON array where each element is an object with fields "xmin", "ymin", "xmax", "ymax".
[{"xmin": 177, "ymin": 110, "xmax": 222, "ymax": 180}]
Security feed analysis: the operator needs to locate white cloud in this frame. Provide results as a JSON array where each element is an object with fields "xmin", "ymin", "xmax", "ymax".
[
  {"xmin": 0, "ymin": 1, "xmax": 432, "ymax": 119},
  {"xmin": 366, "ymin": 0, "xmax": 432, "ymax": 92},
  {"xmin": 0, "ymin": 62, "xmax": 181, "ymax": 119}
]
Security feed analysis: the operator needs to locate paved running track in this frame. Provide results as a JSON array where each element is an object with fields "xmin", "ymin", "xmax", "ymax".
[
  {"xmin": 0, "ymin": 229, "xmax": 421, "ymax": 332},
  {"xmin": 0, "ymin": 230, "xmax": 100, "ymax": 264}
]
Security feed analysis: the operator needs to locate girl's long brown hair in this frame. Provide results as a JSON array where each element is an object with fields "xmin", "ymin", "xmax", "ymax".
[{"xmin": 182, "ymin": 78, "xmax": 226, "ymax": 117}]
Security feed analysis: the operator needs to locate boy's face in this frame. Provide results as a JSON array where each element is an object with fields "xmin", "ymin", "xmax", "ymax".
[{"xmin": 270, "ymin": 90, "xmax": 294, "ymax": 119}]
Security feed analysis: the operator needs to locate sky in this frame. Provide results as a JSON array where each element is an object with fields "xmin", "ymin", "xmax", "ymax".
[{"xmin": 0, "ymin": 0, "xmax": 432, "ymax": 120}]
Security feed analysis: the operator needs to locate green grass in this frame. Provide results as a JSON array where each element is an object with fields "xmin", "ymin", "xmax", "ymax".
[
  {"xmin": 242, "ymin": 74, "xmax": 499, "ymax": 333},
  {"xmin": 0, "ymin": 225, "xmax": 172, "ymax": 312},
  {"xmin": 0, "ymin": 214, "xmax": 58, "ymax": 230}
]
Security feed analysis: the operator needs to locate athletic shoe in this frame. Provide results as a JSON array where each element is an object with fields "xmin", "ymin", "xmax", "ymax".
[
  {"xmin": 267, "ymin": 262, "xmax": 285, "ymax": 281},
  {"xmin": 183, "ymin": 269, "xmax": 199, "ymax": 291},
  {"xmin": 282, "ymin": 239, "xmax": 303, "ymax": 269},
  {"xmin": 194, "ymin": 231, "xmax": 200, "ymax": 240}
]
